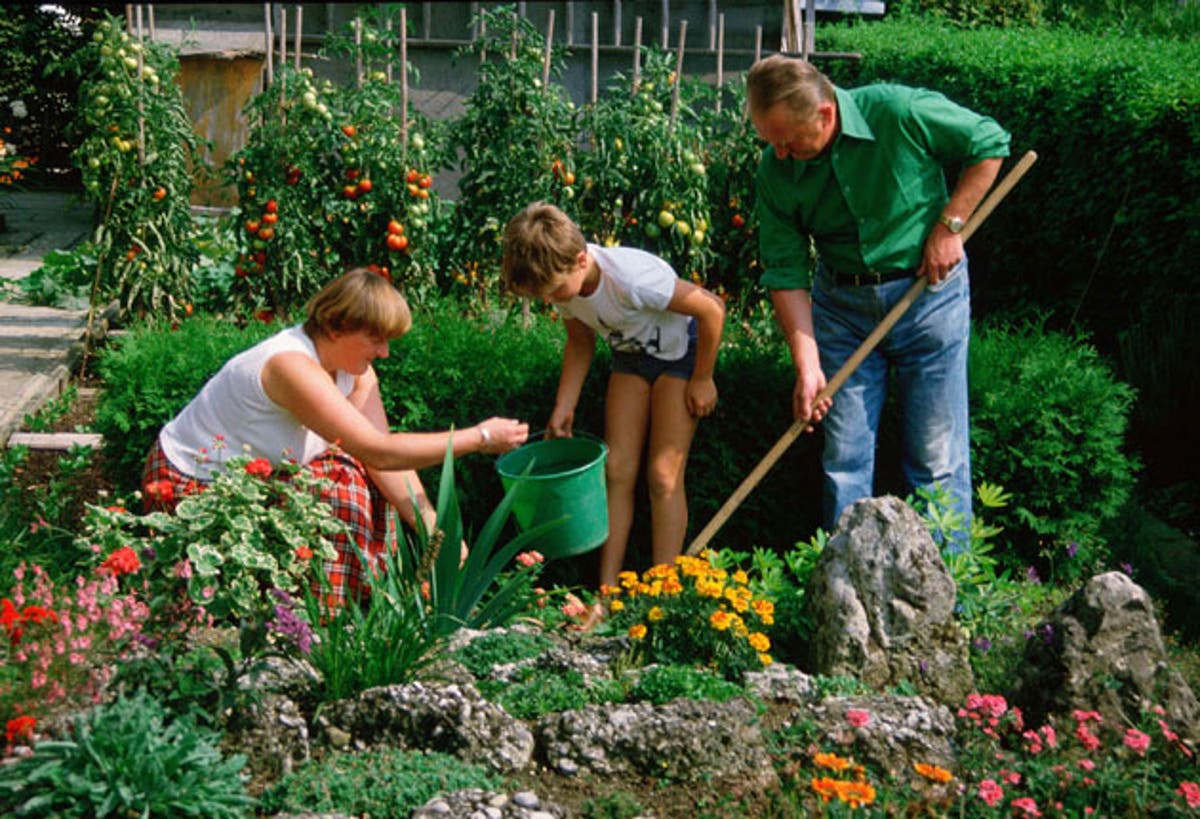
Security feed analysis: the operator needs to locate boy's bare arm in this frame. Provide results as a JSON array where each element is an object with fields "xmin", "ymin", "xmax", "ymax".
[
  {"xmin": 549, "ymin": 317, "xmax": 596, "ymax": 436},
  {"xmin": 668, "ymin": 281, "xmax": 726, "ymax": 416}
]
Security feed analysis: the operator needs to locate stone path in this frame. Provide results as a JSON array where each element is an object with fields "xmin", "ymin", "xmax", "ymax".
[{"xmin": 0, "ymin": 191, "xmax": 94, "ymax": 445}]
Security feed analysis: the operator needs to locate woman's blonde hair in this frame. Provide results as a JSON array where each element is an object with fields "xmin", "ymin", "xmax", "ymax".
[
  {"xmin": 303, "ymin": 268, "xmax": 412, "ymax": 340},
  {"xmin": 746, "ymin": 54, "xmax": 835, "ymax": 120},
  {"xmin": 501, "ymin": 202, "xmax": 586, "ymax": 298}
]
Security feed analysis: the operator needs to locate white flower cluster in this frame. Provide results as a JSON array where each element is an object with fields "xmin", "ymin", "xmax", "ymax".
[{"xmin": 10, "ymin": 99, "xmax": 27, "ymax": 119}]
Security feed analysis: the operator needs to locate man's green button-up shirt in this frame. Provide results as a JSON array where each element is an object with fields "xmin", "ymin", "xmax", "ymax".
[{"xmin": 757, "ymin": 84, "xmax": 1011, "ymax": 291}]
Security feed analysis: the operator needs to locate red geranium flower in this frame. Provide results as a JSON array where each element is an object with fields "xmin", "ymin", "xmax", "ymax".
[
  {"xmin": 244, "ymin": 458, "xmax": 273, "ymax": 478},
  {"xmin": 100, "ymin": 545, "xmax": 142, "ymax": 577},
  {"xmin": 145, "ymin": 479, "xmax": 175, "ymax": 502},
  {"xmin": 295, "ymin": 545, "xmax": 313, "ymax": 560},
  {"xmin": 5, "ymin": 715, "xmax": 36, "ymax": 745}
]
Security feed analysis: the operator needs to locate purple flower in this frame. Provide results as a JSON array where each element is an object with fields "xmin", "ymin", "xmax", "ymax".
[
  {"xmin": 1066, "ymin": 542, "xmax": 1079, "ymax": 558},
  {"xmin": 1121, "ymin": 562, "xmax": 1134, "ymax": 577},
  {"xmin": 140, "ymin": 546, "xmax": 157, "ymax": 562},
  {"xmin": 1025, "ymin": 565, "xmax": 1041, "ymax": 584},
  {"xmin": 1040, "ymin": 623, "xmax": 1055, "ymax": 645},
  {"xmin": 973, "ymin": 637, "xmax": 992, "ymax": 653},
  {"xmin": 268, "ymin": 602, "xmax": 312, "ymax": 655}
]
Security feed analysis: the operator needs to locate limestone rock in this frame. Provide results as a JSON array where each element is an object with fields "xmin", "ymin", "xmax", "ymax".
[
  {"xmin": 805, "ymin": 496, "xmax": 974, "ymax": 704},
  {"xmin": 1010, "ymin": 571, "xmax": 1200, "ymax": 740},
  {"xmin": 802, "ymin": 694, "xmax": 957, "ymax": 776}
]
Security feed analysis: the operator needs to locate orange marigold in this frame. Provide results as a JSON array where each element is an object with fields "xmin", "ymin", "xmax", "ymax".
[{"xmin": 914, "ymin": 762, "xmax": 954, "ymax": 783}]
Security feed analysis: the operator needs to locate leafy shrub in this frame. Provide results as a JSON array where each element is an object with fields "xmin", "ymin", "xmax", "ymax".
[
  {"xmin": 627, "ymin": 664, "xmax": 745, "ymax": 706},
  {"xmin": 259, "ymin": 748, "xmax": 499, "ymax": 817},
  {"xmin": 0, "ymin": 690, "xmax": 253, "ymax": 818},
  {"xmin": 93, "ymin": 315, "xmax": 277, "ymax": 490},
  {"xmin": 969, "ymin": 320, "xmax": 1138, "ymax": 567},
  {"xmin": 452, "ymin": 628, "xmax": 554, "ymax": 678},
  {"xmin": 601, "ymin": 552, "xmax": 776, "ymax": 681},
  {"xmin": 580, "ymin": 790, "xmax": 647, "ymax": 819}
]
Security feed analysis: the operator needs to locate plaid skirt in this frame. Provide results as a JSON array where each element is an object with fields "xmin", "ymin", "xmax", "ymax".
[{"xmin": 142, "ymin": 441, "xmax": 394, "ymax": 608}]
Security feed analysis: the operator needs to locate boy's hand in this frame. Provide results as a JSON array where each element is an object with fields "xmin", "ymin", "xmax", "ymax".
[
  {"xmin": 686, "ymin": 376, "xmax": 718, "ymax": 418},
  {"xmin": 547, "ymin": 405, "xmax": 575, "ymax": 438}
]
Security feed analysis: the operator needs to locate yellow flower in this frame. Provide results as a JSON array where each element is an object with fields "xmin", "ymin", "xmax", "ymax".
[
  {"xmin": 751, "ymin": 598, "xmax": 775, "ymax": 625},
  {"xmin": 647, "ymin": 606, "xmax": 665, "ymax": 621},
  {"xmin": 732, "ymin": 569, "xmax": 749, "ymax": 585},
  {"xmin": 662, "ymin": 576, "xmax": 683, "ymax": 594},
  {"xmin": 709, "ymin": 610, "xmax": 733, "ymax": 631},
  {"xmin": 599, "ymin": 583, "xmax": 622, "ymax": 597},
  {"xmin": 618, "ymin": 570, "xmax": 639, "ymax": 589},
  {"xmin": 813, "ymin": 752, "xmax": 852, "ymax": 772},
  {"xmin": 913, "ymin": 762, "xmax": 953, "ymax": 783},
  {"xmin": 748, "ymin": 632, "xmax": 771, "ymax": 652},
  {"xmin": 629, "ymin": 623, "xmax": 647, "ymax": 640},
  {"xmin": 758, "ymin": 652, "xmax": 773, "ymax": 666},
  {"xmin": 609, "ymin": 599, "xmax": 625, "ymax": 613}
]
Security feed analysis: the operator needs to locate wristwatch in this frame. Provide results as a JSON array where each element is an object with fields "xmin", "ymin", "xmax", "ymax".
[{"xmin": 938, "ymin": 213, "xmax": 966, "ymax": 234}]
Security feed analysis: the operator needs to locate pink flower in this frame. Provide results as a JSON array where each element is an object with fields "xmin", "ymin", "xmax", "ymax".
[
  {"xmin": 1072, "ymin": 709, "xmax": 1103, "ymax": 724},
  {"xmin": 1077, "ymin": 758, "xmax": 1096, "ymax": 771},
  {"xmin": 515, "ymin": 550, "xmax": 544, "ymax": 568},
  {"xmin": 1076, "ymin": 724, "xmax": 1102, "ymax": 751},
  {"xmin": 1000, "ymin": 769, "xmax": 1022, "ymax": 786},
  {"xmin": 1124, "ymin": 728, "xmax": 1151, "ymax": 756},
  {"xmin": 1178, "ymin": 782, "xmax": 1200, "ymax": 809},
  {"xmin": 561, "ymin": 599, "xmax": 588, "ymax": 619},
  {"xmin": 1041, "ymin": 724, "xmax": 1057, "ymax": 749},
  {"xmin": 978, "ymin": 779, "xmax": 1004, "ymax": 807},
  {"xmin": 174, "ymin": 560, "xmax": 193, "ymax": 579},
  {"xmin": 1011, "ymin": 797, "xmax": 1042, "ymax": 816},
  {"xmin": 845, "ymin": 709, "xmax": 871, "ymax": 728},
  {"xmin": 1158, "ymin": 719, "xmax": 1180, "ymax": 744},
  {"xmin": 1022, "ymin": 729, "xmax": 1044, "ymax": 754}
]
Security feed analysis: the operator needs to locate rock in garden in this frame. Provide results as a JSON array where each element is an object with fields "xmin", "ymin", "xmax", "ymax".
[
  {"xmin": 1009, "ymin": 571, "xmax": 1200, "ymax": 740},
  {"xmin": 535, "ymin": 696, "xmax": 776, "ymax": 789},
  {"xmin": 803, "ymin": 694, "xmax": 957, "ymax": 775},
  {"xmin": 411, "ymin": 788, "xmax": 566, "ymax": 818},
  {"xmin": 316, "ymin": 681, "xmax": 535, "ymax": 772},
  {"xmin": 804, "ymin": 496, "xmax": 974, "ymax": 705},
  {"xmin": 222, "ymin": 693, "xmax": 310, "ymax": 781}
]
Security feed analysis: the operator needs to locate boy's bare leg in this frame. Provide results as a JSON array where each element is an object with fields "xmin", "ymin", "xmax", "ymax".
[
  {"xmin": 598, "ymin": 372, "xmax": 651, "ymax": 589},
  {"xmin": 646, "ymin": 375, "xmax": 699, "ymax": 567}
]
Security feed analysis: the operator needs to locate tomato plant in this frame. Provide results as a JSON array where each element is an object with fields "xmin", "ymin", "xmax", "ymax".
[
  {"xmin": 576, "ymin": 50, "xmax": 715, "ymax": 286},
  {"xmin": 442, "ymin": 5, "xmax": 579, "ymax": 305},
  {"xmin": 65, "ymin": 13, "xmax": 202, "ymax": 320}
]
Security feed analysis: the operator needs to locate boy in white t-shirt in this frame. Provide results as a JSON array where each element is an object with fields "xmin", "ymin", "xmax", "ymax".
[{"xmin": 502, "ymin": 202, "xmax": 726, "ymax": 624}]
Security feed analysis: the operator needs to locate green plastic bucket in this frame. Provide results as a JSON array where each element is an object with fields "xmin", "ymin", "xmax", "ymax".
[{"xmin": 495, "ymin": 436, "xmax": 608, "ymax": 559}]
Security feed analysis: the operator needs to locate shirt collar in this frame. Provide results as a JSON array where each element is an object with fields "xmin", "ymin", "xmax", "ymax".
[{"xmin": 834, "ymin": 86, "xmax": 875, "ymax": 143}]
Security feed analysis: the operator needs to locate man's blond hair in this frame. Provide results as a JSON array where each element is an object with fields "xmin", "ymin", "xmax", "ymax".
[
  {"xmin": 746, "ymin": 54, "xmax": 835, "ymax": 120},
  {"xmin": 501, "ymin": 202, "xmax": 586, "ymax": 298}
]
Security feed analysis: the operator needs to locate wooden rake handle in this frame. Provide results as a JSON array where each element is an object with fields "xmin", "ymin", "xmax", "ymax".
[{"xmin": 686, "ymin": 150, "xmax": 1038, "ymax": 557}]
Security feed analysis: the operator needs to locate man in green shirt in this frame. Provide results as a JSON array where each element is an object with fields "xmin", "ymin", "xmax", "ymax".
[{"xmin": 746, "ymin": 55, "xmax": 1010, "ymax": 548}]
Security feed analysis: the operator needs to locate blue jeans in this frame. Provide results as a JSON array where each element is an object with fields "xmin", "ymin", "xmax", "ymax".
[{"xmin": 812, "ymin": 260, "xmax": 972, "ymax": 550}]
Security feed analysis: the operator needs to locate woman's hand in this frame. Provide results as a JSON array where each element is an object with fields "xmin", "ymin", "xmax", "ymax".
[{"xmin": 475, "ymin": 417, "xmax": 529, "ymax": 454}]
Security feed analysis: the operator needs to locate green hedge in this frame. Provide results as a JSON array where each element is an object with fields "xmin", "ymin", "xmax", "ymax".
[{"xmin": 93, "ymin": 303, "xmax": 1138, "ymax": 573}]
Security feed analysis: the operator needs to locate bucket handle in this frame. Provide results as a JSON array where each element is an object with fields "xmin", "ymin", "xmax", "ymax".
[{"xmin": 529, "ymin": 428, "xmax": 606, "ymax": 445}]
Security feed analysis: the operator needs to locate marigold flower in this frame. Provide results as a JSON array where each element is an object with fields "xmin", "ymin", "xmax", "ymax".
[
  {"xmin": 757, "ymin": 652, "xmax": 773, "ymax": 666},
  {"xmin": 647, "ymin": 606, "xmax": 665, "ymax": 621},
  {"xmin": 5, "ymin": 715, "xmax": 36, "ymax": 745},
  {"xmin": 810, "ymin": 776, "xmax": 840, "ymax": 802},
  {"xmin": 709, "ymin": 610, "xmax": 733, "ymax": 631},
  {"xmin": 747, "ymin": 631, "xmax": 770, "ymax": 652},
  {"xmin": 813, "ymin": 752, "xmax": 852, "ymax": 772},
  {"xmin": 835, "ymin": 780, "xmax": 876, "ymax": 808},
  {"xmin": 914, "ymin": 762, "xmax": 953, "ymax": 783},
  {"xmin": 628, "ymin": 623, "xmax": 647, "ymax": 640},
  {"xmin": 609, "ymin": 599, "xmax": 624, "ymax": 613},
  {"xmin": 978, "ymin": 779, "xmax": 1004, "ymax": 807},
  {"xmin": 846, "ymin": 709, "xmax": 871, "ymax": 728},
  {"xmin": 1124, "ymin": 727, "xmax": 1151, "ymax": 756},
  {"xmin": 100, "ymin": 546, "xmax": 141, "ymax": 577}
]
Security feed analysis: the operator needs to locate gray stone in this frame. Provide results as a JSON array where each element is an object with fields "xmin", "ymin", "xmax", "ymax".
[
  {"xmin": 222, "ymin": 693, "xmax": 310, "ymax": 781},
  {"xmin": 802, "ymin": 694, "xmax": 958, "ymax": 776},
  {"xmin": 1010, "ymin": 571, "xmax": 1200, "ymax": 740},
  {"xmin": 805, "ymin": 496, "xmax": 974, "ymax": 704}
]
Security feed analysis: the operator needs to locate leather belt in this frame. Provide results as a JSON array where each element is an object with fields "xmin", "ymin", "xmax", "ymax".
[{"xmin": 829, "ymin": 268, "xmax": 915, "ymax": 287}]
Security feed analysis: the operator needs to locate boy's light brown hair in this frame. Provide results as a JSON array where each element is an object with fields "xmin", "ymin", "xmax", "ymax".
[{"xmin": 501, "ymin": 202, "xmax": 586, "ymax": 298}]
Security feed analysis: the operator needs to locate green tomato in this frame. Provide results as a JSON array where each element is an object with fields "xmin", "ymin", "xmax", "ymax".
[
  {"xmin": 689, "ymin": 162, "xmax": 707, "ymax": 176},
  {"xmin": 644, "ymin": 223, "xmax": 662, "ymax": 239},
  {"xmin": 411, "ymin": 133, "xmax": 426, "ymax": 151},
  {"xmin": 658, "ymin": 210, "xmax": 675, "ymax": 228},
  {"xmin": 691, "ymin": 230, "xmax": 706, "ymax": 244},
  {"xmin": 674, "ymin": 220, "xmax": 691, "ymax": 236}
]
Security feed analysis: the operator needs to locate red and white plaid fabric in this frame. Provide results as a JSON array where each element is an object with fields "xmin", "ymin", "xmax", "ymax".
[{"xmin": 142, "ymin": 441, "xmax": 394, "ymax": 607}]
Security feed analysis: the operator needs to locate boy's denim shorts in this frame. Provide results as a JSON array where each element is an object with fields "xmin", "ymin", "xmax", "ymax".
[{"xmin": 611, "ymin": 321, "xmax": 697, "ymax": 384}]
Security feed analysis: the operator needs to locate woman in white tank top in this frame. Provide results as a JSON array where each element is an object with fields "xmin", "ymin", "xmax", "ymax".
[{"xmin": 143, "ymin": 268, "xmax": 530, "ymax": 606}]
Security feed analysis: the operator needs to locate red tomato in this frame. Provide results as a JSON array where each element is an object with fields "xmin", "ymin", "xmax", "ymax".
[
  {"xmin": 264, "ymin": 199, "xmax": 278, "ymax": 213},
  {"xmin": 342, "ymin": 185, "xmax": 358, "ymax": 199},
  {"xmin": 152, "ymin": 187, "xmax": 166, "ymax": 201},
  {"xmin": 387, "ymin": 219, "xmax": 404, "ymax": 235},
  {"xmin": 341, "ymin": 124, "xmax": 357, "ymax": 138},
  {"xmin": 257, "ymin": 226, "xmax": 275, "ymax": 240},
  {"xmin": 731, "ymin": 213, "xmax": 746, "ymax": 228},
  {"xmin": 356, "ymin": 178, "xmax": 373, "ymax": 194},
  {"xmin": 386, "ymin": 233, "xmax": 409, "ymax": 252},
  {"xmin": 245, "ymin": 219, "xmax": 260, "ymax": 234},
  {"xmin": 261, "ymin": 212, "xmax": 278, "ymax": 225},
  {"xmin": 419, "ymin": 175, "xmax": 433, "ymax": 189}
]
